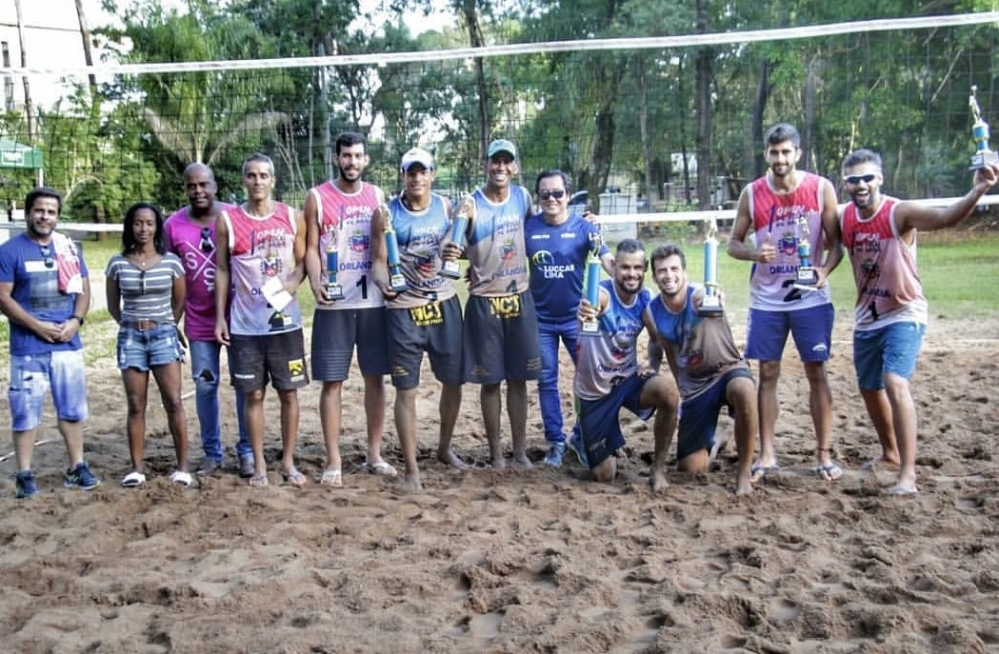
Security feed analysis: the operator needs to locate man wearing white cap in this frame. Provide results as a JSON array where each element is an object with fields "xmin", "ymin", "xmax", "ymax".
[
  {"xmin": 443, "ymin": 138, "xmax": 541, "ymax": 469},
  {"xmin": 304, "ymin": 131, "xmax": 395, "ymax": 487},
  {"xmin": 371, "ymin": 147, "xmax": 466, "ymax": 490}
]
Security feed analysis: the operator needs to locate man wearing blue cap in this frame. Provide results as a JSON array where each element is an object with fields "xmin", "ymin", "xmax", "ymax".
[
  {"xmin": 443, "ymin": 138, "xmax": 541, "ymax": 469},
  {"xmin": 371, "ymin": 147, "xmax": 466, "ymax": 491}
]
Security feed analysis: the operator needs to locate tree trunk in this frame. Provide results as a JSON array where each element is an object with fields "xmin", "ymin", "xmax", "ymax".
[
  {"xmin": 461, "ymin": 0, "xmax": 489, "ymax": 160},
  {"xmin": 803, "ymin": 56, "xmax": 818, "ymax": 172},
  {"xmin": 74, "ymin": 0, "xmax": 98, "ymax": 96},
  {"xmin": 752, "ymin": 59, "xmax": 771, "ymax": 179},
  {"xmin": 13, "ymin": 0, "xmax": 38, "ymax": 184},
  {"xmin": 637, "ymin": 55, "xmax": 654, "ymax": 210},
  {"xmin": 695, "ymin": 0, "xmax": 712, "ymax": 211}
]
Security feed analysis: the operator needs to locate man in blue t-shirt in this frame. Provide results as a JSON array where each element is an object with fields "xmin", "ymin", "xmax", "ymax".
[
  {"xmin": 0, "ymin": 187, "xmax": 101, "ymax": 498},
  {"xmin": 525, "ymin": 170, "xmax": 613, "ymax": 466}
]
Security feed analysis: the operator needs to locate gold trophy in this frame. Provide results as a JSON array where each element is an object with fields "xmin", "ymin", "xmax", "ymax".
[{"xmin": 970, "ymin": 85, "xmax": 999, "ymax": 170}]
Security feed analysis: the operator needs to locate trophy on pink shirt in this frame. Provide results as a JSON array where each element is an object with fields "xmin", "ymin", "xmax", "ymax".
[
  {"xmin": 969, "ymin": 85, "xmax": 998, "ymax": 170},
  {"xmin": 325, "ymin": 227, "xmax": 344, "ymax": 301},
  {"xmin": 794, "ymin": 216, "xmax": 819, "ymax": 288}
]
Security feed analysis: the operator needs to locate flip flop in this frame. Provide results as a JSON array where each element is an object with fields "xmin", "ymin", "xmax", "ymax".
[
  {"xmin": 281, "ymin": 468, "xmax": 308, "ymax": 487},
  {"xmin": 320, "ymin": 469, "xmax": 343, "ymax": 487},
  {"xmin": 815, "ymin": 462, "xmax": 844, "ymax": 482},
  {"xmin": 121, "ymin": 471, "xmax": 146, "ymax": 488},
  {"xmin": 170, "ymin": 470, "xmax": 193, "ymax": 487},
  {"xmin": 363, "ymin": 460, "xmax": 398, "ymax": 477},
  {"xmin": 750, "ymin": 464, "xmax": 780, "ymax": 482},
  {"xmin": 887, "ymin": 485, "xmax": 918, "ymax": 495},
  {"xmin": 248, "ymin": 473, "xmax": 268, "ymax": 487}
]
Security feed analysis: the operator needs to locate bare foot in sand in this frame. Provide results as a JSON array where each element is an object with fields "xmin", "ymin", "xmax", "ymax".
[
  {"xmin": 511, "ymin": 454, "xmax": 533, "ymax": 469},
  {"xmin": 862, "ymin": 455, "xmax": 901, "ymax": 471},
  {"xmin": 735, "ymin": 471, "xmax": 753, "ymax": 496},
  {"xmin": 438, "ymin": 448, "xmax": 469, "ymax": 470},
  {"xmin": 491, "ymin": 456, "xmax": 506, "ymax": 470},
  {"xmin": 400, "ymin": 474, "xmax": 423, "ymax": 492},
  {"xmin": 650, "ymin": 469, "xmax": 669, "ymax": 495}
]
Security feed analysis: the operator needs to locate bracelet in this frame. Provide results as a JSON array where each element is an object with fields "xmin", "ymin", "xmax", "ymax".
[{"xmin": 72, "ymin": 315, "xmax": 85, "ymax": 326}]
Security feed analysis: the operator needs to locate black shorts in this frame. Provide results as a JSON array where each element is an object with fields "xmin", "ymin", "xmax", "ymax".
[
  {"xmin": 387, "ymin": 296, "xmax": 464, "ymax": 390},
  {"xmin": 463, "ymin": 291, "xmax": 542, "ymax": 384},
  {"xmin": 311, "ymin": 307, "xmax": 390, "ymax": 381},
  {"xmin": 230, "ymin": 329, "xmax": 309, "ymax": 393}
]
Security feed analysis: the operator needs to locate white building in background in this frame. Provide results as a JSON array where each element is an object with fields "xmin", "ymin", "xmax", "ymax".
[{"xmin": 0, "ymin": 0, "xmax": 112, "ymax": 113}]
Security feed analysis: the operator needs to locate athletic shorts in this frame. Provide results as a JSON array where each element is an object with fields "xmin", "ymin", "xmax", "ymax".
[
  {"xmin": 230, "ymin": 329, "xmax": 309, "ymax": 392},
  {"xmin": 745, "ymin": 303, "xmax": 833, "ymax": 363},
  {"xmin": 116, "ymin": 323, "xmax": 184, "ymax": 371},
  {"xmin": 575, "ymin": 373, "xmax": 656, "ymax": 469},
  {"xmin": 387, "ymin": 296, "xmax": 464, "ymax": 390},
  {"xmin": 463, "ymin": 291, "xmax": 542, "ymax": 384},
  {"xmin": 676, "ymin": 367, "xmax": 754, "ymax": 460},
  {"xmin": 311, "ymin": 307, "xmax": 390, "ymax": 381},
  {"xmin": 853, "ymin": 321, "xmax": 925, "ymax": 391},
  {"xmin": 8, "ymin": 350, "xmax": 89, "ymax": 431}
]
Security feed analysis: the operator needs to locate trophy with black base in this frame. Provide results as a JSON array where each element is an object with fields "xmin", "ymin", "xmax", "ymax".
[
  {"xmin": 793, "ymin": 215, "xmax": 819, "ymax": 291},
  {"xmin": 580, "ymin": 231, "xmax": 604, "ymax": 336},
  {"xmin": 699, "ymin": 219, "xmax": 723, "ymax": 316},
  {"xmin": 442, "ymin": 193, "xmax": 473, "ymax": 279},
  {"xmin": 382, "ymin": 202, "xmax": 408, "ymax": 293},
  {"xmin": 325, "ymin": 227, "xmax": 344, "ymax": 301},
  {"xmin": 969, "ymin": 85, "xmax": 999, "ymax": 170}
]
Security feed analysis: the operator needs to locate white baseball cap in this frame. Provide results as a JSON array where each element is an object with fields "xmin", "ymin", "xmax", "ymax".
[{"xmin": 400, "ymin": 147, "xmax": 435, "ymax": 171}]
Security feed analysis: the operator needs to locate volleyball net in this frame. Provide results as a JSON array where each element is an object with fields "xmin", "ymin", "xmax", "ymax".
[{"xmin": 1, "ymin": 8, "xmax": 998, "ymax": 226}]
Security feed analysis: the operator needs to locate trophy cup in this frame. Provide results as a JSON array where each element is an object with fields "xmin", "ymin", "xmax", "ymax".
[
  {"xmin": 324, "ymin": 227, "xmax": 344, "ymax": 301},
  {"xmin": 699, "ymin": 218, "xmax": 723, "ymax": 316},
  {"xmin": 794, "ymin": 215, "xmax": 819, "ymax": 289},
  {"xmin": 969, "ymin": 85, "xmax": 999, "ymax": 170},
  {"xmin": 580, "ymin": 231, "xmax": 603, "ymax": 336},
  {"xmin": 442, "ymin": 193, "xmax": 473, "ymax": 279},
  {"xmin": 382, "ymin": 202, "xmax": 408, "ymax": 293}
]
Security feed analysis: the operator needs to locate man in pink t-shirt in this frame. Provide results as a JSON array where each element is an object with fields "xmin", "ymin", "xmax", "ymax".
[{"xmin": 164, "ymin": 163, "xmax": 251, "ymax": 477}]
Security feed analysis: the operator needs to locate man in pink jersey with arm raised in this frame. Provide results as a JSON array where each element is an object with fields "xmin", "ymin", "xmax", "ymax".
[
  {"xmin": 840, "ymin": 148, "xmax": 998, "ymax": 494},
  {"xmin": 214, "ymin": 153, "xmax": 309, "ymax": 487},
  {"xmin": 304, "ymin": 131, "xmax": 395, "ymax": 487},
  {"xmin": 727, "ymin": 123, "xmax": 844, "ymax": 483},
  {"xmin": 164, "ymin": 163, "xmax": 252, "ymax": 478}
]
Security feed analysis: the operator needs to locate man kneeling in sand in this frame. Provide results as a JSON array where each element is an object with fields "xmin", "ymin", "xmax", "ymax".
[
  {"xmin": 643, "ymin": 244, "xmax": 755, "ymax": 496},
  {"xmin": 571, "ymin": 239, "xmax": 679, "ymax": 489}
]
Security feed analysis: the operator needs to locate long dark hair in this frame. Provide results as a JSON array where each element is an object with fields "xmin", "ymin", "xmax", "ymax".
[{"xmin": 121, "ymin": 202, "xmax": 165, "ymax": 255}]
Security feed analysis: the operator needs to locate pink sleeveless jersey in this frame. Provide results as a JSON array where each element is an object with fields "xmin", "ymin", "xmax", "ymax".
[
  {"xmin": 841, "ymin": 197, "xmax": 926, "ymax": 330},
  {"xmin": 222, "ymin": 203, "xmax": 302, "ymax": 336},
  {"xmin": 309, "ymin": 180, "xmax": 384, "ymax": 310},
  {"xmin": 164, "ymin": 205, "xmax": 233, "ymax": 341},
  {"xmin": 746, "ymin": 172, "xmax": 831, "ymax": 311}
]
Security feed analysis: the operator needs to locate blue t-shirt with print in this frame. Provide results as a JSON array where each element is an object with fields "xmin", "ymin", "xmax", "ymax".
[{"xmin": 0, "ymin": 233, "xmax": 89, "ymax": 355}]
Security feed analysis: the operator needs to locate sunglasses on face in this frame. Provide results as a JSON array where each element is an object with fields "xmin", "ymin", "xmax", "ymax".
[
  {"xmin": 39, "ymin": 245, "xmax": 54, "ymax": 269},
  {"xmin": 845, "ymin": 173, "xmax": 878, "ymax": 186},
  {"xmin": 199, "ymin": 227, "xmax": 213, "ymax": 252},
  {"xmin": 538, "ymin": 189, "xmax": 566, "ymax": 201}
]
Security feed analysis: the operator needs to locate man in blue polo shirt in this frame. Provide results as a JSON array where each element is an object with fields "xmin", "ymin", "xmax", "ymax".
[
  {"xmin": 0, "ymin": 186, "xmax": 101, "ymax": 498},
  {"xmin": 525, "ymin": 169, "xmax": 613, "ymax": 466}
]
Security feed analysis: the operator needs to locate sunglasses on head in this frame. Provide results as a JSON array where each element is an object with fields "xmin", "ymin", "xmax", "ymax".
[
  {"xmin": 199, "ymin": 227, "xmax": 213, "ymax": 252},
  {"xmin": 39, "ymin": 245, "xmax": 54, "ymax": 269},
  {"xmin": 538, "ymin": 189, "xmax": 566, "ymax": 201},
  {"xmin": 845, "ymin": 173, "xmax": 877, "ymax": 186}
]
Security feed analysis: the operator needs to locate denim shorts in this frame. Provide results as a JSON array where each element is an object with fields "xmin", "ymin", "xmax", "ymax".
[
  {"xmin": 853, "ymin": 321, "xmax": 926, "ymax": 391},
  {"xmin": 8, "ymin": 350, "xmax": 89, "ymax": 431},
  {"xmin": 116, "ymin": 323, "xmax": 184, "ymax": 371}
]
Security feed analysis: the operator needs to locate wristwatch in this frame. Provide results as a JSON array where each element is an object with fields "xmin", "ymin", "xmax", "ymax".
[{"xmin": 72, "ymin": 315, "xmax": 85, "ymax": 325}]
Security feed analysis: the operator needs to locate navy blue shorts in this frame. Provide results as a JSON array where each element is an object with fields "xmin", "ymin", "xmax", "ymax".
[
  {"xmin": 745, "ymin": 303, "xmax": 833, "ymax": 362},
  {"xmin": 388, "ymin": 296, "xmax": 464, "ymax": 390},
  {"xmin": 576, "ymin": 373, "xmax": 656, "ymax": 469},
  {"xmin": 677, "ymin": 367, "xmax": 754, "ymax": 460},
  {"xmin": 311, "ymin": 307, "xmax": 390, "ymax": 381},
  {"xmin": 463, "ymin": 291, "xmax": 542, "ymax": 384}
]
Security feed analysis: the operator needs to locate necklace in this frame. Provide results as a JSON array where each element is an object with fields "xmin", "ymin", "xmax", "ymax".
[{"xmin": 401, "ymin": 194, "xmax": 429, "ymax": 212}]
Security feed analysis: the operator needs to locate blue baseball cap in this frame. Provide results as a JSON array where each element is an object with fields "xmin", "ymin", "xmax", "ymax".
[{"xmin": 487, "ymin": 139, "xmax": 517, "ymax": 160}]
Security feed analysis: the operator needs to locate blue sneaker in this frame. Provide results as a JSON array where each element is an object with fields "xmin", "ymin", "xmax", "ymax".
[
  {"xmin": 64, "ymin": 461, "xmax": 101, "ymax": 491},
  {"xmin": 543, "ymin": 441, "xmax": 567, "ymax": 467},
  {"xmin": 15, "ymin": 470, "xmax": 40, "ymax": 499},
  {"xmin": 567, "ymin": 432, "xmax": 590, "ymax": 468}
]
